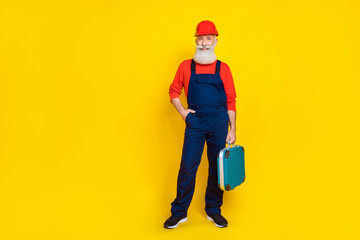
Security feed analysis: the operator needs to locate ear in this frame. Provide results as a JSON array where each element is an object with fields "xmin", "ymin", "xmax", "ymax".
[{"xmin": 213, "ymin": 38, "xmax": 218, "ymax": 47}]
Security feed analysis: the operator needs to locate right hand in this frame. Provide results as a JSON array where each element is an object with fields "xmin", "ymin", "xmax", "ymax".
[{"xmin": 181, "ymin": 109, "xmax": 196, "ymax": 120}]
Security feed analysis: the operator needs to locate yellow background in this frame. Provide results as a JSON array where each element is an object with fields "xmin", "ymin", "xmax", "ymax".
[{"xmin": 1, "ymin": 0, "xmax": 359, "ymax": 239}]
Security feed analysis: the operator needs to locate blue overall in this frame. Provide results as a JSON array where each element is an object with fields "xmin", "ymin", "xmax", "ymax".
[{"xmin": 171, "ymin": 59, "xmax": 229, "ymax": 217}]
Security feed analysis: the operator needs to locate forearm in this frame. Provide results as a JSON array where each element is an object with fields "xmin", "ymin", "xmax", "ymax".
[
  {"xmin": 227, "ymin": 110, "xmax": 236, "ymax": 131},
  {"xmin": 171, "ymin": 98, "xmax": 187, "ymax": 120}
]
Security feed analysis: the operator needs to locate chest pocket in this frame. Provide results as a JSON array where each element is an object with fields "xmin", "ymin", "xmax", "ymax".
[
  {"xmin": 195, "ymin": 77, "xmax": 213, "ymax": 84},
  {"xmin": 195, "ymin": 77, "xmax": 224, "ymax": 92}
]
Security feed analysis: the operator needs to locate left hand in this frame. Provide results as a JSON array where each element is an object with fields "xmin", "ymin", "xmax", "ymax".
[{"xmin": 226, "ymin": 129, "xmax": 236, "ymax": 145}]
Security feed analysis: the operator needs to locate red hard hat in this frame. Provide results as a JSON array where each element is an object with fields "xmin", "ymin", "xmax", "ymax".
[{"xmin": 195, "ymin": 20, "xmax": 218, "ymax": 37}]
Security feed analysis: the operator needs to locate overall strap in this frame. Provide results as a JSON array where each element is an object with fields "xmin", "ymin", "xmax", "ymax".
[
  {"xmin": 215, "ymin": 60, "xmax": 221, "ymax": 73},
  {"xmin": 191, "ymin": 59, "xmax": 196, "ymax": 73}
]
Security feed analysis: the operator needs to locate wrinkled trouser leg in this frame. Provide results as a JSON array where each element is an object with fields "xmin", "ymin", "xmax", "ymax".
[
  {"xmin": 205, "ymin": 112, "xmax": 229, "ymax": 216},
  {"xmin": 171, "ymin": 127, "xmax": 206, "ymax": 217}
]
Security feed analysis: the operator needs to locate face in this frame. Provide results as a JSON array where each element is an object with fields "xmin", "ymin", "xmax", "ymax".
[{"xmin": 195, "ymin": 35, "xmax": 217, "ymax": 51}]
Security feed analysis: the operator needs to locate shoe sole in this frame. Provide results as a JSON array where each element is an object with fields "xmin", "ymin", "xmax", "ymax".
[
  {"xmin": 207, "ymin": 215, "xmax": 228, "ymax": 228},
  {"xmin": 164, "ymin": 217, "xmax": 187, "ymax": 229}
]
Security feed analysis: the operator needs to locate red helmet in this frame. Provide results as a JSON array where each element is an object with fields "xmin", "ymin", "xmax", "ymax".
[{"xmin": 195, "ymin": 20, "xmax": 218, "ymax": 37}]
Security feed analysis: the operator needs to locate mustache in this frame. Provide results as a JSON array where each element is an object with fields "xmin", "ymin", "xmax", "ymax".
[{"xmin": 196, "ymin": 45, "xmax": 213, "ymax": 50}]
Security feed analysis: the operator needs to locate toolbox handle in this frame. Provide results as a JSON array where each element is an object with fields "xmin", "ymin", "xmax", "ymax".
[{"xmin": 226, "ymin": 141, "xmax": 234, "ymax": 149}]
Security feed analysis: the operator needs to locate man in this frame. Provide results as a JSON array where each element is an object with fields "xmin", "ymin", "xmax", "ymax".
[{"xmin": 164, "ymin": 20, "xmax": 237, "ymax": 229}]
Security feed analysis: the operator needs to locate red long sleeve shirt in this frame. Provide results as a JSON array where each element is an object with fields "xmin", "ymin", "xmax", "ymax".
[{"xmin": 169, "ymin": 59, "xmax": 237, "ymax": 111}]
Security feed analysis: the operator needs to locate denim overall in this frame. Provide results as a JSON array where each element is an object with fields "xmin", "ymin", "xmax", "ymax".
[{"xmin": 171, "ymin": 59, "xmax": 229, "ymax": 217}]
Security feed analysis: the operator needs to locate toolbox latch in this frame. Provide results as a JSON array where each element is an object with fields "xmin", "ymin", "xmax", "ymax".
[{"xmin": 224, "ymin": 150, "xmax": 230, "ymax": 158}]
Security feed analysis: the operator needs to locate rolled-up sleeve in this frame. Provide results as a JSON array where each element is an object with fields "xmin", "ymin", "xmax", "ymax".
[{"xmin": 169, "ymin": 63, "xmax": 184, "ymax": 102}]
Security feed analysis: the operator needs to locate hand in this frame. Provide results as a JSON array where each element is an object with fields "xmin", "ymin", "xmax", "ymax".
[
  {"xmin": 226, "ymin": 130, "xmax": 236, "ymax": 145},
  {"xmin": 181, "ymin": 109, "xmax": 196, "ymax": 120}
]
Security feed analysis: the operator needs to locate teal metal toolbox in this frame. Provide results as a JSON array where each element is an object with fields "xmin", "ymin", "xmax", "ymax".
[{"xmin": 217, "ymin": 142, "xmax": 245, "ymax": 191}]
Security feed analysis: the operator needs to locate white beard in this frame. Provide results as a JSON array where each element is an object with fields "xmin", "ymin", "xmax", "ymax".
[{"xmin": 193, "ymin": 41, "xmax": 217, "ymax": 65}]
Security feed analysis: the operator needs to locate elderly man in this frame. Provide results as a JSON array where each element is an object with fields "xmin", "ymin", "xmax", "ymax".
[{"xmin": 164, "ymin": 20, "xmax": 237, "ymax": 229}]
